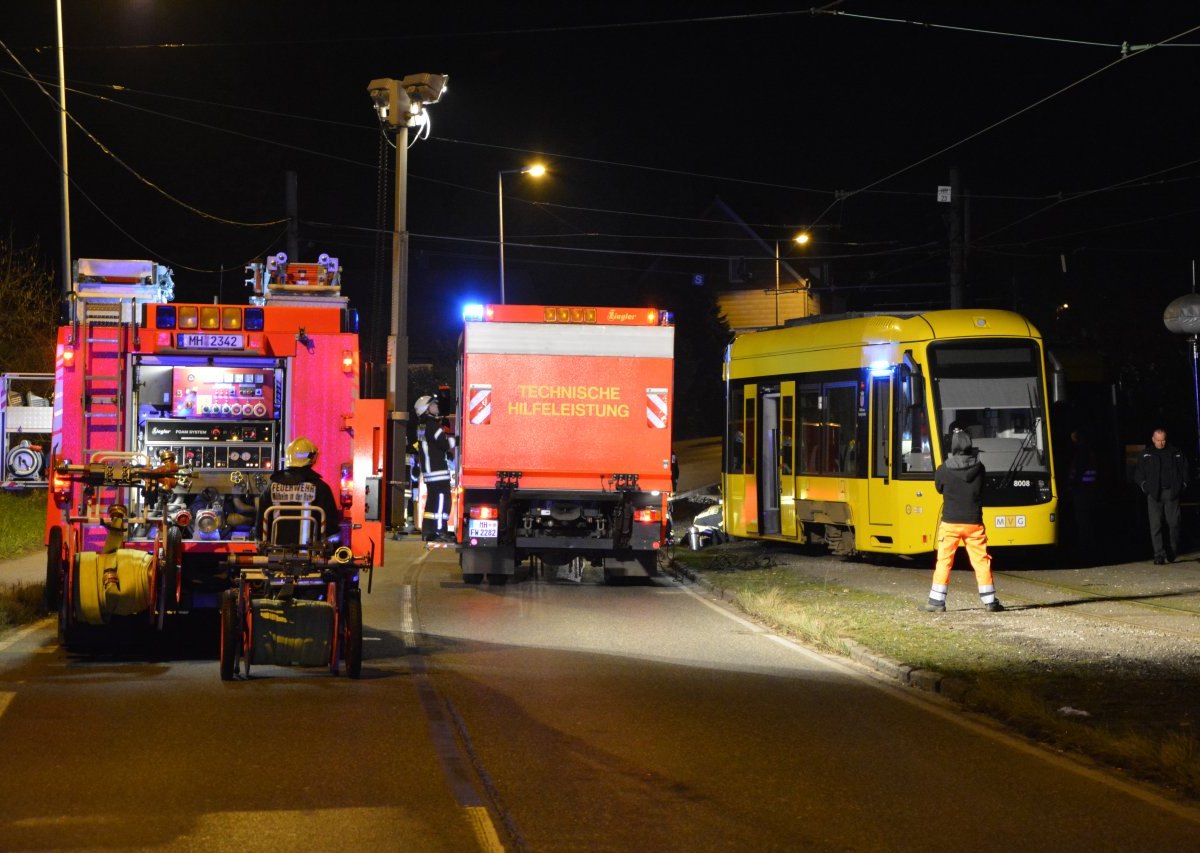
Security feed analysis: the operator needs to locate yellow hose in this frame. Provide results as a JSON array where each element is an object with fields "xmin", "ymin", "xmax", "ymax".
[{"xmin": 77, "ymin": 550, "xmax": 155, "ymax": 624}]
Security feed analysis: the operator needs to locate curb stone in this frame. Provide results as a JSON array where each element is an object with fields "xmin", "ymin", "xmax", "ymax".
[{"xmin": 668, "ymin": 558, "xmax": 951, "ymax": 698}]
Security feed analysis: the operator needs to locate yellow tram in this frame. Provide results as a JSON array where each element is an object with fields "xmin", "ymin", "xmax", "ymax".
[{"xmin": 723, "ymin": 309, "xmax": 1057, "ymax": 555}]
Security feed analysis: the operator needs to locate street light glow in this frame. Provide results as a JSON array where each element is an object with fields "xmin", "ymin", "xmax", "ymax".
[
  {"xmin": 499, "ymin": 163, "xmax": 549, "ymax": 304},
  {"xmin": 794, "ymin": 231, "xmax": 811, "ymax": 246}
]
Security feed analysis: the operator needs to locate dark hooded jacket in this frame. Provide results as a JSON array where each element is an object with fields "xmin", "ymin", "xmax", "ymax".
[{"xmin": 935, "ymin": 450, "xmax": 986, "ymax": 524}]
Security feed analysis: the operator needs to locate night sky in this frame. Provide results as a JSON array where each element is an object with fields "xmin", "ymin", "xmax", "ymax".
[{"xmin": 2, "ymin": 2, "xmax": 1198, "ymax": 440}]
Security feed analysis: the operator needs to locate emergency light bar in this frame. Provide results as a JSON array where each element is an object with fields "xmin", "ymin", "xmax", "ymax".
[
  {"xmin": 153, "ymin": 305, "xmax": 265, "ymax": 331},
  {"xmin": 467, "ymin": 304, "xmax": 672, "ymax": 326}
]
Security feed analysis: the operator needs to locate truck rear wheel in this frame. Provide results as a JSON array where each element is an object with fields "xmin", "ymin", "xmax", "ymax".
[
  {"xmin": 44, "ymin": 526, "xmax": 63, "ymax": 615},
  {"xmin": 58, "ymin": 555, "xmax": 90, "ymax": 652}
]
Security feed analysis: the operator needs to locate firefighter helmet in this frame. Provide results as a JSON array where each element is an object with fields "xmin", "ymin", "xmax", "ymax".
[
  {"xmin": 284, "ymin": 436, "xmax": 318, "ymax": 468},
  {"xmin": 414, "ymin": 395, "xmax": 436, "ymax": 416}
]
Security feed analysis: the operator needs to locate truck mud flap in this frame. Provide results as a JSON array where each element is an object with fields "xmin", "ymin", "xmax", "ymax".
[
  {"xmin": 601, "ymin": 551, "xmax": 658, "ymax": 578},
  {"xmin": 461, "ymin": 547, "xmax": 515, "ymax": 577}
]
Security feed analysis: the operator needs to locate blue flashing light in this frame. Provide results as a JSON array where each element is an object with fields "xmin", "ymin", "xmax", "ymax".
[
  {"xmin": 658, "ymin": 310, "xmax": 674, "ymax": 326},
  {"xmin": 155, "ymin": 305, "xmax": 177, "ymax": 329},
  {"xmin": 869, "ymin": 359, "xmax": 892, "ymax": 377},
  {"xmin": 244, "ymin": 307, "xmax": 264, "ymax": 331},
  {"xmin": 462, "ymin": 303, "xmax": 486, "ymax": 322}
]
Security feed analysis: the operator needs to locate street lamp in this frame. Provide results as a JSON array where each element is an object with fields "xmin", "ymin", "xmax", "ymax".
[
  {"xmin": 367, "ymin": 72, "xmax": 448, "ymax": 533},
  {"xmin": 774, "ymin": 231, "xmax": 811, "ymax": 326},
  {"xmin": 497, "ymin": 163, "xmax": 546, "ymax": 304}
]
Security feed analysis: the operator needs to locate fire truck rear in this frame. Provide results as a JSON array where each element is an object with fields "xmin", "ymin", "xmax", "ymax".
[
  {"xmin": 453, "ymin": 304, "xmax": 674, "ymax": 585},
  {"xmin": 46, "ymin": 255, "xmax": 386, "ymax": 647}
]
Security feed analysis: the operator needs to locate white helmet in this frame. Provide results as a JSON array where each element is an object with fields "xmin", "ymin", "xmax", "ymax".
[{"xmin": 414, "ymin": 395, "xmax": 435, "ymax": 416}]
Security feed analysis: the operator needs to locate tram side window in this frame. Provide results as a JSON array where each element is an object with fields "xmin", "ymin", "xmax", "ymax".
[
  {"xmin": 896, "ymin": 367, "xmax": 934, "ymax": 475},
  {"xmin": 745, "ymin": 396, "xmax": 756, "ymax": 475},
  {"xmin": 798, "ymin": 387, "xmax": 823, "ymax": 474},
  {"xmin": 728, "ymin": 385, "xmax": 745, "ymax": 472},
  {"xmin": 827, "ymin": 383, "xmax": 862, "ymax": 476},
  {"xmin": 781, "ymin": 396, "xmax": 794, "ymax": 475}
]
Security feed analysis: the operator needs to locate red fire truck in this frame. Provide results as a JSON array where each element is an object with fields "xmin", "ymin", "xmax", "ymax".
[
  {"xmin": 452, "ymin": 304, "xmax": 675, "ymax": 585},
  {"xmin": 45, "ymin": 255, "xmax": 386, "ymax": 649}
]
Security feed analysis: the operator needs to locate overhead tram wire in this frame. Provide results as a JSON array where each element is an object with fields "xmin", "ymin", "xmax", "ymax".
[
  {"xmin": 0, "ymin": 58, "xmax": 286, "ymax": 273},
  {"xmin": 803, "ymin": 22, "xmax": 1200, "ymax": 233},
  {"xmin": 26, "ymin": 67, "xmax": 1195, "ymax": 229},
  {"xmin": 0, "ymin": 37, "xmax": 287, "ymax": 231},
  {"xmin": 27, "ymin": 6, "xmax": 1197, "ymax": 56}
]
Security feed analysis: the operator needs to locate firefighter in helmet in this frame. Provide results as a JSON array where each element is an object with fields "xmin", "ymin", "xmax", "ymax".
[
  {"xmin": 414, "ymin": 395, "xmax": 456, "ymax": 542},
  {"xmin": 257, "ymin": 436, "xmax": 342, "ymax": 545}
]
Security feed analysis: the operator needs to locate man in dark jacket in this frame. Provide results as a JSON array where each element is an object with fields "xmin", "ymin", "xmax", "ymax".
[
  {"xmin": 924, "ymin": 430, "xmax": 1004, "ymax": 613},
  {"xmin": 1133, "ymin": 428, "xmax": 1189, "ymax": 564}
]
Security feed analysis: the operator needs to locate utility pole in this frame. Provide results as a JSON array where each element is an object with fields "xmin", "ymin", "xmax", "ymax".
[
  {"xmin": 949, "ymin": 167, "xmax": 965, "ymax": 308},
  {"xmin": 367, "ymin": 74, "xmax": 448, "ymax": 535},
  {"xmin": 285, "ymin": 171, "xmax": 299, "ymax": 262}
]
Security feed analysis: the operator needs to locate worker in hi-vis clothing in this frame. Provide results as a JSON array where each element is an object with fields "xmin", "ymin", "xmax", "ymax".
[{"xmin": 925, "ymin": 429, "xmax": 1005, "ymax": 613}]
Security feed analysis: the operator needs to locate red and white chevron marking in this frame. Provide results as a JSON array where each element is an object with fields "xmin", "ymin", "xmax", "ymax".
[
  {"xmin": 468, "ymin": 384, "xmax": 492, "ymax": 425},
  {"xmin": 646, "ymin": 387, "xmax": 668, "ymax": 429}
]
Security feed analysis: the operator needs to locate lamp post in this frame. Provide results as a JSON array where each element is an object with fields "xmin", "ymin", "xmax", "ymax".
[
  {"xmin": 55, "ymin": 0, "xmax": 72, "ymax": 311},
  {"xmin": 774, "ymin": 231, "xmax": 811, "ymax": 326},
  {"xmin": 497, "ymin": 163, "xmax": 545, "ymax": 304},
  {"xmin": 367, "ymin": 73, "xmax": 448, "ymax": 533}
]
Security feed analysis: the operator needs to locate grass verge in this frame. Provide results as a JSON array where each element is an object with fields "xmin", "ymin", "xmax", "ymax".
[
  {"xmin": 0, "ymin": 491, "xmax": 47, "ymax": 560},
  {"xmin": 667, "ymin": 545, "xmax": 1200, "ymax": 800},
  {"xmin": 0, "ymin": 491, "xmax": 48, "ymax": 632},
  {"xmin": 0, "ymin": 581, "xmax": 45, "ymax": 632}
]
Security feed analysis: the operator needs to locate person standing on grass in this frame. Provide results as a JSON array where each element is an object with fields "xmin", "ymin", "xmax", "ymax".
[
  {"xmin": 1133, "ymin": 427, "xmax": 1188, "ymax": 564},
  {"xmin": 924, "ymin": 429, "xmax": 1004, "ymax": 613}
]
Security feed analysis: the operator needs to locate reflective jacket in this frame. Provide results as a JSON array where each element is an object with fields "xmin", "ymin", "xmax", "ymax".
[
  {"xmin": 257, "ymin": 466, "xmax": 341, "ymax": 542},
  {"xmin": 417, "ymin": 414, "xmax": 455, "ymax": 485}
]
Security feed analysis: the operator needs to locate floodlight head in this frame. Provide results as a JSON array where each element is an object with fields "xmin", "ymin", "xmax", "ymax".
[
  {"xmin": 400, "ymin": 73, "xmax": 448, "ymax": 105},
  {"xmin": 367, "ymin": 77, "xmax": 411, "ymax": 127}
]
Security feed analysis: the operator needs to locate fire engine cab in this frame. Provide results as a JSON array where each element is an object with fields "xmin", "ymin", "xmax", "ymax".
[{"xmin": 46, "ymin": 255, "xmax": 386, "ymax": 649}]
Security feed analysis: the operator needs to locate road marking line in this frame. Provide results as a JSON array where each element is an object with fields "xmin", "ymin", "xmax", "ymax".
[
  {"xmin": 678, "ymin": 582, "xmax": 861, "ymax": 674},
  {"xmin": 0, "ymin": 619, "xmax": 52, "ymax": 655},
  {"xmin": 464, "ymin": 805, "xmax": 506, "ymax": 852},
  {"xmin": 401, "ymin": 584, "xmax": 416, "ymax": 645},
  {"xmin": 402, "ymin": 580, "xmax": 513, "ymax": 850}
]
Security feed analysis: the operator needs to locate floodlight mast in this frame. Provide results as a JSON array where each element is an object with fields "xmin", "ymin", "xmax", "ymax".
[{"xmin": 367, "ymin": 73, "xmax": 448, "ymax": 534}]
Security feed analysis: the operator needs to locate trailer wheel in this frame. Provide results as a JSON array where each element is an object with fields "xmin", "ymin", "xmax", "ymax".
[
  {"xmin": 44, "ymin": 526, "xmax": 63, "ymax": 615},
  {"xmin": 219, "ymin": 589, "xmax": 241, "ymax": 681},
  {"xmin": 462, "ymin": 573, "xmax": 484, "ymax": 585},
  {"xmin": 344, "ymin": 589, "xmax": 363, "ymax": 678},
  {"xmin": 157, "ymin": 526, "xmax": 182, "ymax": 628}
]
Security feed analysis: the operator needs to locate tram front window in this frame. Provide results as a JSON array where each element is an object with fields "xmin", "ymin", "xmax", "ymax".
[{"xmin": 928, "ymin": 341, "xmax": 1049, "ymax": 478}]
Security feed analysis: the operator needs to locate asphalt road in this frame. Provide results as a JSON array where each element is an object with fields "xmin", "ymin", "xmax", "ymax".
[{"xmin": 3, "ymin": 539, "xmax": 1199, "ymax": 851}]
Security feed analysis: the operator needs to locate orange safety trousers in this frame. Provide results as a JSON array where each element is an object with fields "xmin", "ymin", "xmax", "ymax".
[{"xmin": 933, "ymin": 522, "xmax": 993, "ymax": 587}]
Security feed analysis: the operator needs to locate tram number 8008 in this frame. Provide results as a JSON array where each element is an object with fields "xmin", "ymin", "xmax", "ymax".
[{"xmin": 1012, "ymin": 479, "xmax": 1031, "ymax": 487}]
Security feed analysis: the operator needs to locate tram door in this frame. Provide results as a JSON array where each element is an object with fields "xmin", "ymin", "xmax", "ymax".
[
  {"xmin": 757, "ymin": 383, "xmax": 797, "ymax": 538},
  {"xmin": 867, "ymin": 374, "xmax": 894, "ymax": 527},
  {"xmin": 759, "ymin": 390, "xmax": 781, "ymax": 535}
]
